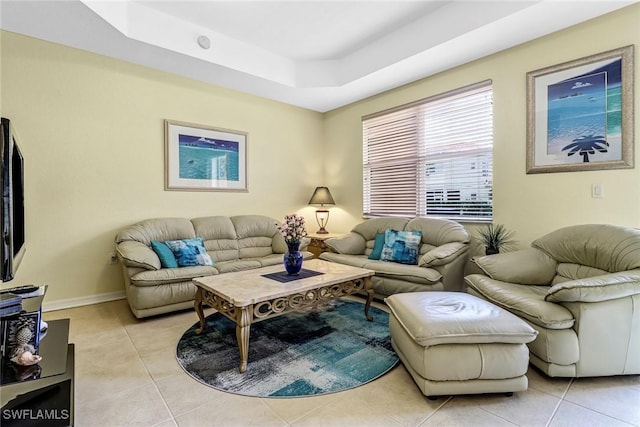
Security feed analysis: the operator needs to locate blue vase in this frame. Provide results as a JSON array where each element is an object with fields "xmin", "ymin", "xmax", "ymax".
[{"xmin": 284, "ymin": 241, "xmax": 303, "ymax": 275}]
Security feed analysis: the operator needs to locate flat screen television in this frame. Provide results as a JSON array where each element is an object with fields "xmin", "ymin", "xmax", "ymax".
[{"xmin": 1, "ymin": 117, "xmax": 26, "ymax": 282}]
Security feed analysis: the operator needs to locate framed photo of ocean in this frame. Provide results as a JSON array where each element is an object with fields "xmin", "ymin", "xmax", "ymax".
[
  {"xmin": 165, "ymin": 120, "xmax": 247, "ymax": 191},
  {"xmin": 526, "ymin": 45, "xmax": 634, "ymax": 174}
]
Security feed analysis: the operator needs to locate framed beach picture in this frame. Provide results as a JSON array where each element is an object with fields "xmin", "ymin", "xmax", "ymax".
[
  {"xmin": 526, "ymin": 45, "xmax": 634, "ymax": 174},
  {"xmin": 164, "ymin": 120, "xmax": 247, "ymax": 191}
]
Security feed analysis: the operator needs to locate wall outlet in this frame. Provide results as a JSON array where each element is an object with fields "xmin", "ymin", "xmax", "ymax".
[{"xmin": 109, "ymin": 253, "xmax": 118, "ymax": 264}]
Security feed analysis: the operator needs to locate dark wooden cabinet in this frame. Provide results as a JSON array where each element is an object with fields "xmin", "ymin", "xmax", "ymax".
[{"xmin": 1, "ymin": 319, "xmax": 74, "ymax": 427}]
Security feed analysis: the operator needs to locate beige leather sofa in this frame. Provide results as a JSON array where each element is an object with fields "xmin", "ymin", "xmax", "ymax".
[
  {"xmin": 115, "ymin": 215, "xmax": 312, "ymax": 318},
  {"xmin": 319, "ymin": 217, "xmax": 470, "ymax": 297},
  {"xmin": 465, "ymin": 224, "xmax": 640, "ymax": 377}
]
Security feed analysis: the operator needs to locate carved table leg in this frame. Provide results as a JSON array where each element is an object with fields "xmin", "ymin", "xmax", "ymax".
[
  {"xmin": 364, "ymin": 277, "xmax": 374, "ymax": 321},
  {"xmin": 194, "ymin": 287, "xmax": 206, "ymax": 335},
  {"xmin": 236, "ymin": 305, "xmax": 252, "ymax": 373}
]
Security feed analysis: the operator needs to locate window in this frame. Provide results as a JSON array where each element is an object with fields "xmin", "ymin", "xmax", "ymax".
[{"xmin": 362, "ymin": 81, "xmax": 493, "ymax": 222}]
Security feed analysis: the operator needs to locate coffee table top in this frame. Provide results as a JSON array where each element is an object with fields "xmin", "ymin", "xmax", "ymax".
[{"xmin": 193, "ymin": 259, "xmax": 374, "ymax": 306}]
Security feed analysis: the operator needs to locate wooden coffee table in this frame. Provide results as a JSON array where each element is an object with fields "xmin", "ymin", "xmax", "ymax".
[{"xmin": 192, "ymin": 259, "xmax": 375, "ymax": 373}]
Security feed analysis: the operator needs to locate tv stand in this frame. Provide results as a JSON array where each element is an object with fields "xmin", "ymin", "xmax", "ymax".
[{"xmin": 1, "ymin": 319, "xmax": 74, "ymax": 427}]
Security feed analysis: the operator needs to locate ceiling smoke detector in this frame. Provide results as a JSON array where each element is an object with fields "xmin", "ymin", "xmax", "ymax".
[{"xmin": 197, "ymin": 35, "xmax": 211, "ymax": 50}]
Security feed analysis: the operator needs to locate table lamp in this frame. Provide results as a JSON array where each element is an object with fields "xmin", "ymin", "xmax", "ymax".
[{"xmin": 308, "ymin": 186, "xmax": 335, "ymax": 234}]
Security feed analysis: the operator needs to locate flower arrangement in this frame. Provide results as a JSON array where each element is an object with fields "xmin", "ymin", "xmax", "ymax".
[{"xmin": 276, "ymin": 214, "xmax": 308, "ymax": 244}]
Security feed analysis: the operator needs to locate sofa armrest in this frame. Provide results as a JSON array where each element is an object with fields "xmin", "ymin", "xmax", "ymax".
[
  {"xmin": 116, "ymin": 241, "xmax": 160, "ymax": 271},
  {"xmin": 419, "ymin": 242, "xmax": 468, "ymax": 267},
  {"xmin": 324, "ymin": 233, "xmax": 366, "ymax": 255},
  {"xmin": 472, "ymin": 248, "xmax": 557, "ymax": 285},
  {"xmin": 545, "ymin": 270, "xmax": 640, "ymax": 303}
]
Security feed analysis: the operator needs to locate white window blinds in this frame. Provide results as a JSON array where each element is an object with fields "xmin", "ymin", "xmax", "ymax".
[{"xmin": 363, "ymin": 81, "xmax": 493, "ymax": 221}]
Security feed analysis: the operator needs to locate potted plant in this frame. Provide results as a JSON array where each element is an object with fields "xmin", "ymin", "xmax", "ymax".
[{"xmin": 477, "ymin": 224, "xmax": 515, "ymax": 255}]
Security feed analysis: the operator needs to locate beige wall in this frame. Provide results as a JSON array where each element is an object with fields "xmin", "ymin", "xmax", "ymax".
[
  {"xmin": 0, "ymin": 31, "xmax": 324, "ymax": 304},
  {"xmin": 324, "ymin": 4, "xmax": 640, "ymax": 253}
]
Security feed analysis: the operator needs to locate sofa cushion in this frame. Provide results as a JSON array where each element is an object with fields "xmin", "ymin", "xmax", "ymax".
[
  {"xmin": 545, "ymin": 270, "xmax": 640, "ymax": 303},
  {"xmin": 192, "ymin": 216, "xmax": 237, "ymax": 239},
  {"xmin": 473, "ymin": 248, "xmax": 557, "ymax": 285},
  {"xmin": 351, "ymin": 217, "xmax": 409, "ymax": 241},
  {"xmin": 380, "ymin": 229, "xmax": 422, "ymax": 265},
  {"xmin": 150, "ymin": 240, "xmax": 178, "ymax": 268},
  {"xmin": 419, "ymin": 242, "xmax": 467, "ymax": 267},
  {"xmin": 324, "ymin": 233, "xmax": 366, "ymax": 255},
  {"xmin": 214, "ymin": 260, "xmax": 263, "ymax": 274},
  {"xmin": 363, "ymin": 260, "xmax": 442, "ymax": 283},
  {"xmin": 368, "ymin": 233, "xmax": 385, "ymax": 260},
  {"xmin": 116, "ymin": 218, "xmax": 196, "ymax": 246},
  {"xmin": 464, "ymin": 274, "xmax": 575, "ymax": 329},
  {"xmin": 386, "ymin": 292, "xmax": 537, "ymax": 346},
  {"xmin": 131, "ymin": 266, "xmax": 218, "ymax": 286},
  {"xmin": 532, "ymin": 224, "xmax": 640, "ymax": 273},
  {"xmin": 554, "ymin": 263, "xmax": 609, "ymax": 283},
  {"xmin": 319, "ymin": 252, "xmax": 369, "ymax": 268},
  {"xmin": 405, "ymin": 217, "xmax": 470, "ymax": 246},
  {"xmin": 165, "ymin": 238, "xmax": 214, "ymax": 267},
  {"xmin": 116, "ymin": 241, "xmax": 161, "ymax": 271}
]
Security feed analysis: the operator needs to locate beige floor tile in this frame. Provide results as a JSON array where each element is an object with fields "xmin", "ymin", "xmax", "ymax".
[
  {"xmin": 356, "ymin": 365, "xmax": 443, "ymax": 427},
  {"xmin": 156, "ymin": 372, "xmax": 227, "ymax": 417},
  {"xmin": 139, "ymin": 346, "xmax": 185, "ymax": 380},
  {"xmin": 526, "ymin": 366, "xmax": 573, "ymax": 398},
  {"xmin": 75, "ymin": 345, "xmax": 154, "ymax": 403},
  {"xmin": 262, "ymin": 391, "xmax": 340, "ymax": 424},
  {"xmin": 127, "ymin": 322, "xmax": 191, "ymax": 355},
  {"xmin": 454, "ymin": 388, "xmax": 561, "ymax": 426},
  {"xmin": 290, "ymin": 386, "xmax": 404, "ymax": 427},
  {"xmin": 75, "ymin": 382, "xmax": 173, "ymax": 427},
  {"xmin": 152, "ymin": 419, "xmax": 179, "ymax": 427},
  {"xmin": 419, "ymin": 398, "xmax": 516, "ymax": 426},
  {"xmin": 564, "ymin": 376, "xmax": 640, "ymax": 425},
  {"xmin": 175, "ymin": 395, "xmax": 287, "ymax": 427},
  {"xmin": 548, "ymin": 400, "xmax": 634, "ymax": 427}
]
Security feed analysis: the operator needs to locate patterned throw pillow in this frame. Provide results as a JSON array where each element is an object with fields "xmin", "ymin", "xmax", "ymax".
[
  {"xmin": 150, "ymin": 240, "xmax": 178, "ymax": 268},
  {"xmin": 380, "ymin": 229, "xmax": 422, "ymax": 265},
  {"xmin": 164, "ymin": 237, "xmax": 214, "ymax": 267}
]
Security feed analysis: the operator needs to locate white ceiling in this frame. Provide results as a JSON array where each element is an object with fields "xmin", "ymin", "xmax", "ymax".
[{"xmin": 0, "ymin": 0, "xmax": 634, "ymax": 112}]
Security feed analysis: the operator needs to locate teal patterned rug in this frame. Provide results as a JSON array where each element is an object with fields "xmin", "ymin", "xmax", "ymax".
[{"xmin": 176, "ymin": 299, "xmax": 398, "ymax": 398}]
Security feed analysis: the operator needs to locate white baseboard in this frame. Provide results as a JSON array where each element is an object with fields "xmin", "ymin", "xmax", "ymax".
[{"xmin": 42, "ymin": 291, "xmax": 126, "ymax": 312}]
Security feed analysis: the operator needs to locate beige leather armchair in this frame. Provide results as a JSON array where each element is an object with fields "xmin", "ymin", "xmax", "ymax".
[{"xmin": 464, "ymin": 224, "xmax": 640, "ymax": 378}]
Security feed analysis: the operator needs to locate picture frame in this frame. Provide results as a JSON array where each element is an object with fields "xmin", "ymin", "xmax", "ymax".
[
  {"xmin": 526, "ymin": 45, "xmax": 634, "ymax": 174},
  {"xmin": 165, "ymin": 120, "xmax": 247, "ymax": 191}
]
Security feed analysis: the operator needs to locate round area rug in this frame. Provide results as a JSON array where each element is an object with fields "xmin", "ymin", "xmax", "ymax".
[{"xmin": 176, "ymin": 299, "xmax": 398, "ymax": 398}]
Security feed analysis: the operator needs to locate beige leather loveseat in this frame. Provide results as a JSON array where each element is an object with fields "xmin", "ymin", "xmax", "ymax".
[
  {"xmin": 465, "ymin": 224, "xmax": 640, "ymax": 377},
  {"xmin": 115, "ymin": 215, "xmax": 312, "ymax": 318},
  {"xmin": 319, "ymin": 217, "xmax": 470, "ymax": 297}
]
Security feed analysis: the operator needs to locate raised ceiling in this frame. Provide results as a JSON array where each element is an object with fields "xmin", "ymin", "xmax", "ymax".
[{"xmin": 0, "ymin": 1, "xmax": 634, "ymax": 112}]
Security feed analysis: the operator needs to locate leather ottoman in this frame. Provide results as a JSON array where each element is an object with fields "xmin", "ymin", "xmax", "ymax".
[{"xmin": 385, "ymin": 291, "xmax": 538, "ymax": 398}]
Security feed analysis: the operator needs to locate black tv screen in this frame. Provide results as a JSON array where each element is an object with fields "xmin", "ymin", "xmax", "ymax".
[{"xmin": 1, "ymin": 117, "xmax": 26, "ymax": 282}]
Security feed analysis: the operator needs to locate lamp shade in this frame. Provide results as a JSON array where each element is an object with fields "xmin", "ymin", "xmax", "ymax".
[{"xmin": 308, "ymin": 187, "xmax": 335, "ymax": 206}]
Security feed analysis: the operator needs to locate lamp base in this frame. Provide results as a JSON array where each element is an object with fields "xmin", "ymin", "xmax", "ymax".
[{"xmin": 314, "ymin": 209, "xmax": 330, "ymax": 235}]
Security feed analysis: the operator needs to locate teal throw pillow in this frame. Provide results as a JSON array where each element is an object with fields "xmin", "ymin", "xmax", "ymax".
[
  {"xmin": 164, "ymin": 237, "xmax": 214, "ymax": 267},
  {"xmin": 150, "ymin": 240, "xmax": 178, "ymax": 268},
  {"xmin": 368, "ymin": 233, "xmax": 386, "ymax": 260},
  {"xmin": 380, "ymin": 229, "xmax": 422, "ymax": 265}
]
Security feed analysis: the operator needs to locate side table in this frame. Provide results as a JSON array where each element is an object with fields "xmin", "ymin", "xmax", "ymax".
[{"xmin": 307, "ymin": 232, "xmax": 344, "ymax": 258}]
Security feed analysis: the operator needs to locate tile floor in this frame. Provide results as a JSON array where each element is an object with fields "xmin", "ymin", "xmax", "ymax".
[{"xmin": 43, "ymin": 298, "xmax": 640, "ymax": 427}]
